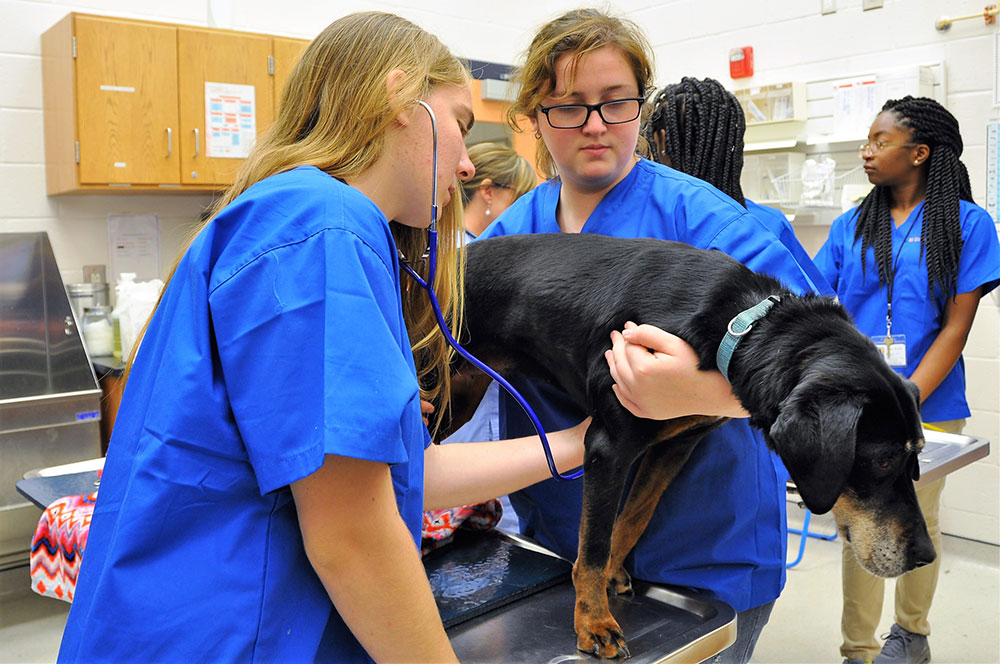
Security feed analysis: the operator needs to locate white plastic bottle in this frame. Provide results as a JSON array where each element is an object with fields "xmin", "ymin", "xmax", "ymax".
[
  {"xmin": 82, "ymin": 306, "xmax": 115, "ymax": 357},
  {"xmin": 113, "ymin": 273, "xmax": 138, "ymax": 360}
]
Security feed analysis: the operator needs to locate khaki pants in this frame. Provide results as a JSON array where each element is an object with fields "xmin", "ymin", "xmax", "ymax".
[{"xmin": 839, "ymin": 419, "xmax": 964, "ymax": 662}]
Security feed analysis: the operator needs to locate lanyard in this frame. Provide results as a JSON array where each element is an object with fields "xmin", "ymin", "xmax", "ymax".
[{"xmin": 884, "ymin": 207, "xmax": 922, "ymax": 341}]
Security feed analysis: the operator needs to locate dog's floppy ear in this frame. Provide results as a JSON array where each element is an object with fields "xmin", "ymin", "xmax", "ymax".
[
  {"xmin": 767, "ymin": 377, "xmax": 864, "ymax": 515},
  {"xmin": 900, "ymin": 378, "xmax": 923, "ymax": 481}
]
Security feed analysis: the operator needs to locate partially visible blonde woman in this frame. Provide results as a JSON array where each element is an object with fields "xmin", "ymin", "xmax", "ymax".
[
  {"xmin": 59, "ymin": 12, "xmax": 586, "ymax": 663},
  {"xmin": 461, "ymin": 141, "xmax": 536, "ymax": 238}
]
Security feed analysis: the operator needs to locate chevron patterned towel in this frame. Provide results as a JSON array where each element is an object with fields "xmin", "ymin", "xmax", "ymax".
[
  {"xmin": 421, "ymin": 499, "xmax": 503, "ymax": 555},
  {"xmin": 29, "ymin": 491, "xmax": 98, "ymax": 603}
]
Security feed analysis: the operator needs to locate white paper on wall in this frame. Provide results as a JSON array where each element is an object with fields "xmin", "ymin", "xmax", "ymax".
[
  {"xmin": 832, "ymin": 77, "xmax": 877, "ymax": 138},
  {"xmin": 107, "ymin": 214, "xmax": 161, "ymax": 283},
  {"xmin": 204, "ymin": 82, "xmax": 256, "ymax": 159},
  {"xmin": 987, "ymin": 121, "xmax": 999, "ymax": 223}
]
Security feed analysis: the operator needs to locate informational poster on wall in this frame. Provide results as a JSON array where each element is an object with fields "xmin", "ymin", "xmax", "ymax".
[
  {"xmin": 987, "ymin": 121, "xmax": 999, "ymax": 224},
  {"xmin": 107, "ymin": 214, "xmax": 161, "ymax": 283},
  {"xmin": 832, "ymin": 77, "xmax": 878, "ymax": 138},
  {"xmin": 204, "ymin": 82, "xmax": 256, "ymax": 159}
]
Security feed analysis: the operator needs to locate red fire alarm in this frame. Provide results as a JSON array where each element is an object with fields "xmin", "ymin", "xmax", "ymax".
[{"xmin": 729, "ymin": 46, "xmax": 754, "ymax": 79}]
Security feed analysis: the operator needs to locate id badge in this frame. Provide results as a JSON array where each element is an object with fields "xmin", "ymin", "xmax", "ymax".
[{"xmin": 872, "ymin": 334, "xmax": 907, "ymax": 367}]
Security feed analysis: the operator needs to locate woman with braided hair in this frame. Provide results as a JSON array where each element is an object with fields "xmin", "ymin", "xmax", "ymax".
[
  {"xmin": 646, "ymin": 76, "xmax": 745, "ymax": 200},
  {"xmin": 814, "ymin": 96, "xmax": 999, "ymax": 664},
  {"xmin": 646, "ymin": 76, "xmax": 833, "ymax": 296}
]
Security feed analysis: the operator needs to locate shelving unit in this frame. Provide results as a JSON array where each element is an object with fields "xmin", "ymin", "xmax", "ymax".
[{"xmin": 738, "ymin": 63, "xmax": 944, "ymax": 224}]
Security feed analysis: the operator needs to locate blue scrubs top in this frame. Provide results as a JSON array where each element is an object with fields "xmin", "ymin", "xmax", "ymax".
[
  {"xmin": 746, "ymin": 199, "xmax": 834, "ymax": 297},
  {"xmin": 59, "ymin": 166, "xmax": 430, "ymax": 663},
  {"xmin": 814, "ymin": 199, "xmax": 1000, "ymax": 422},
  {"xmin": 479, "ymin": 159, "xmax": 820, "ymax": 611}
]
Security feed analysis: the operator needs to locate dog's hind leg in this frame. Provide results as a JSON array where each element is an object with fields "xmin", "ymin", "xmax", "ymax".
[
  {"xmin": 606, "ymin": 432, "xmax": 706, "ymax": 596},
  {"xmin": 574, "ymin": 423, "xmax": 639, "ymax": 659}
]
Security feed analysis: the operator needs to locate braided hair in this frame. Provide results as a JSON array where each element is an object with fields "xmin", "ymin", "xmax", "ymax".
[
  {"xmin": 645, "ymin": 77, "xmax": 746, "ymax": 205},
  {"xmin": 853, "ymin": 96, "xmax": 972, "ymax": 298}
]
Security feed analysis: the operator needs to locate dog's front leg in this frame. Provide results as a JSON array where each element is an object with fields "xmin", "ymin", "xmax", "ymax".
[
  {"xmin": 574, "ymin": 423, "xmax": 634, "ymax": 659},
  {"xmin": 607, "ymin": 430, "xmax": 706, "ymax": 595}
]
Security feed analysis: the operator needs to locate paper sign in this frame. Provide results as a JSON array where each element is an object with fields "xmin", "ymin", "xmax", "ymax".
[
  {"xmin": 988, "ymin": 121, "xmax": 999, "ymax": 223},
  {"xmin": 832, "ymin": 77, "xmax": 877, "ymax": 138},
  {"xmin": 108, "ymin": 214, "xmax": 161, "ymax": 283},
  {"xmin": 205, "ymin": 82, "xmax": 256, "ymax": 159}
]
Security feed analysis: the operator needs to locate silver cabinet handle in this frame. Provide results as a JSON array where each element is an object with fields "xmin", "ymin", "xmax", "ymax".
[
  {"xmin": 194, "ymin": 128, "xmax": 200, "ymax": 157},
  {"xmin": 166, "ymin": 127, "xmax": 172, "ymax": 157}
]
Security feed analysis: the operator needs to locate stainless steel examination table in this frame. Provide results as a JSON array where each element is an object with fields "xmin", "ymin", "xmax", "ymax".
[
  {"xmin": 15, "ymin": 429, "xmax": 990, "ymax": 663},
  {"xmin": 787, "ymin": 429, "xmax": 991, "ymax": 567}
]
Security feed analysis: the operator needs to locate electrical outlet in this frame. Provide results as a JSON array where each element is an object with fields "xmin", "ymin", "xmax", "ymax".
[
  {"xmin": 821, "ymin": 0, "xmax": 836, "ymax": 15},
  {"xmin": 862, "ymin": 0, "xmax": 883, "ymax": 10}
]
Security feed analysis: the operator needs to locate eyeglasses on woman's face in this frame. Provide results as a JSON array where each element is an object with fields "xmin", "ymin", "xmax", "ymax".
[
  {"xmin": 858, "ymin": 140, "xmax": 917, "ymax": 158},
  {"xmin": 537, "ymin": 97, "xmax": 645, "ymax": 129}
]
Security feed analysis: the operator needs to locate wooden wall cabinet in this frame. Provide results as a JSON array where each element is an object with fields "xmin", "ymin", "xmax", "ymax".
[
  {"xmin": 177, "ymin": 28, "xmax": 274, "ymax": 186},
  {"xmin": 271, "ymin": 38, "xmax": 310, "ymax": 116},
  {"xmin": 73, "ymin": 16, "xmax": 180, "ymax": 187},
  {"xmin": 41, "ymin": 13, "xmax": 309, "ymax": 194}
]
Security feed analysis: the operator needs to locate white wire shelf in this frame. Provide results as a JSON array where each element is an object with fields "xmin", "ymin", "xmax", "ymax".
[{"xmin": 761, "ymin": 165, "xmax": 871, "ymax": 211}]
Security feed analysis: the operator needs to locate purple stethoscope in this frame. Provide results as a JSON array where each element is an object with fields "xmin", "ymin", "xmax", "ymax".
[{"xmin": 398, "ymin": 100, "xmax": 582, "ymax": 482}]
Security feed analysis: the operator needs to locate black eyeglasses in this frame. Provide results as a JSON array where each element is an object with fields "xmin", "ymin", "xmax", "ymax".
[{"xmin": 537, "ymin": 97, "xmax": 645, "ymax": 129}]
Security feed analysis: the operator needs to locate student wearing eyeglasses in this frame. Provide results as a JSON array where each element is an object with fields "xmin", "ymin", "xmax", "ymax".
[
  {"xmin": 476, "ymin": 8, "xmax": 826, "ymax": 663},
  {"xmin": 815, "ymin": 97, "xmax": 999, "ymax": 664}
]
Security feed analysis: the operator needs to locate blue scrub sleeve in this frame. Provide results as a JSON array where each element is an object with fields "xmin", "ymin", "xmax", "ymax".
[
  {"xmin": 210, "ymin": 229, "xmax": 419, "ymax": 495},
  {"xmin": 709, "ymin": 214, "xmax": 817, "ymax": 296},
  {"xmin": 957, "ymin": 207, "xmax": 1000, "ymax": 296},
  {"xmin": 813, "ymin": 211, "xmax": 852, "ymax": 292}
]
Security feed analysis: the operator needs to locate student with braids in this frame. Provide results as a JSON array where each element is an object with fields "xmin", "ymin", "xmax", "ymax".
[
  {"xmin": 814, "ymin": 96, "xmax": 1000, "ymax": 664},
  {"xmin": 645, "ymin": 76, "xmax": 833, "ymax": 296}
]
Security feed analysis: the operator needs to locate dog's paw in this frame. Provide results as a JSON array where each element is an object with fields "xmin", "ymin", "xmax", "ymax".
[
  {"xmin": 608, "ymin": 567, "xmax": 633, "ymax": 596},
  {"xmin": 576, "ymin": 616, "xmax": 631, "ymax": 660}
]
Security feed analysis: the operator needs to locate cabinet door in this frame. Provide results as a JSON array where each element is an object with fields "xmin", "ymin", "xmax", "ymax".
[
  {"xmin": 271, "ymin": 38, "xmax": 311, "ymax": 117},
  {"xmin": 177, "ymin": 28, "xmax": 274, "ymax": 186},
  {"xmin": 74, "ymin": 16, "xmax": 180, "ymax": 185}
]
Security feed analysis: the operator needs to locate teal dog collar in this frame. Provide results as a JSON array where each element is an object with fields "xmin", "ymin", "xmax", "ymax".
[{"xmin": 716, "ymin": 296, "xmax": 781, "ymax": 383}]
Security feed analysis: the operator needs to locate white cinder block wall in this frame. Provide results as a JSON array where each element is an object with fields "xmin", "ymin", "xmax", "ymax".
[{"xmin": 2, "ymin": 0, "xmax": 997, "ymax": 543}]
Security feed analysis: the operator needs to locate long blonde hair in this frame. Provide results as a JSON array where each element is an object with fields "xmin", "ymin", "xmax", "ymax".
[
  {"xmin": 507, "ymin": 8, "xmax": 654, "ymax": 179},
  {"xmin": 130, "ymin": 12, "xmax": 468, "ymax": 430}
]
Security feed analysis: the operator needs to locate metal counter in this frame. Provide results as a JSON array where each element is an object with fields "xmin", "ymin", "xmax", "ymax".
[
  {"xmin": 428, "ymin": 530, "xmax": 736, "ymax": 663},
  {"xmin": 915, "ymin": 429, "xmax": 990, "ymax": 488},
  {"xmin": 446, "ymin": 576, "xmax": 736, "ymax": 664},
  {"xmin": 1, "ymin": 232, "xmax": 102, "ymax": 570}
]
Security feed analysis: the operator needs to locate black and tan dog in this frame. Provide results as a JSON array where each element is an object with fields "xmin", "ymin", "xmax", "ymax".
[{"xmin": 458, "ymin": 233, "xmax": 935, "ymax": 659}]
